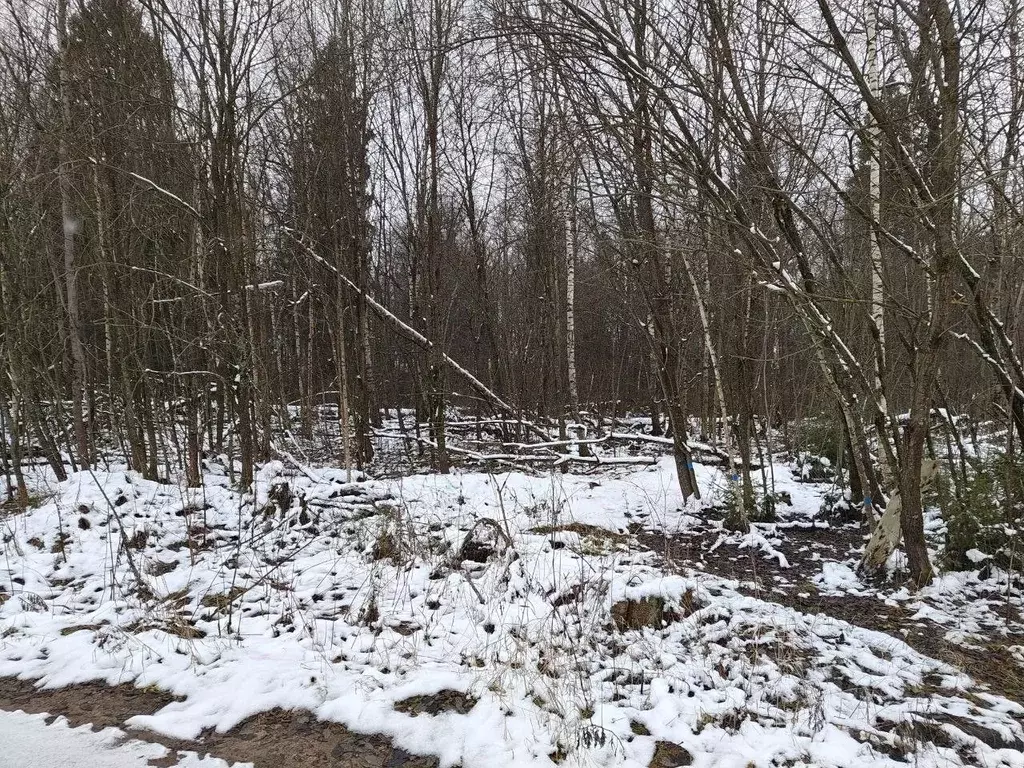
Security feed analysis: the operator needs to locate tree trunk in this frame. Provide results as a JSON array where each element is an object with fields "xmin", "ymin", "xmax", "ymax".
[
  {"xmin": 1, "ymin": 394, "xmax": 29, "ymax": 507},
  {"xmin": 57, "ymin": 0, "xmax": 89, "ymax": 471},
  {"xmin": 566, "ymin": 186, "xmax": 580, "ymax": 419},
  {"xmin": 337, "ymin": 278, "xmax": 353, "ymax": 481}
]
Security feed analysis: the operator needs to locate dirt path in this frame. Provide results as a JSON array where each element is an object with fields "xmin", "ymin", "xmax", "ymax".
[{"xmin": 0, "ymin": 677, "xmax": 439, "ymax": 768}]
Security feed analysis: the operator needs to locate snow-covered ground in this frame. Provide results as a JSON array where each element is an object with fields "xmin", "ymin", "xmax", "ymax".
[
  {"xmin": 1, "ymin": 456, "xmax": 1023, "ymax": 767},
  {"xmin": 0, "ymin": 709, "xmax": 243, "ymax": 767}
]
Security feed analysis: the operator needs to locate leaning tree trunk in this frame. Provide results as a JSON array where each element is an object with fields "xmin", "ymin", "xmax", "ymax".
[
  {"xmin": 650, "ymin": 311, "xmax": 700, "ymax": 501},
  {"xmin": 629, "ymin": 18, "xmax": 699, "ymax": 502}
]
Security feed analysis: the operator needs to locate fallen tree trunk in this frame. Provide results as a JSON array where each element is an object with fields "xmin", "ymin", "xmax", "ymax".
[
  {"xmin": 374, "ymin": 431, "xmax": 657, "ymax": 467},
  {"xmin": 608, "ymin": 431, "xmax": 757, "ymax": 468}
]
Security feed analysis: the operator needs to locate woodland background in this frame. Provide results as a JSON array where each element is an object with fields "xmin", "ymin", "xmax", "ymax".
[{"xmin": 2, "ymin": 0, "xmax": 1023, "ymax": 587}]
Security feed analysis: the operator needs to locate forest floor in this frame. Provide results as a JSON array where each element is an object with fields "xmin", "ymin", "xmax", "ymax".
[
  {"xmin": 641, "ymin": 515, "xmax": 1024, "ymax": 707},
  {"xmin": 2, "ymin": 444, "xmax": 1024, "ymax": 768}
]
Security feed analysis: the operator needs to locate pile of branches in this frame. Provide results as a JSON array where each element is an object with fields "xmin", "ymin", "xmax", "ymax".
[{"xmin": 374, "ymin": 417, "xmax": 733, "ymax": 471}]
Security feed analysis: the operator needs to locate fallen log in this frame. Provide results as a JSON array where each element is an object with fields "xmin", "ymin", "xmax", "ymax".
[
  {"xmin": 373, "ymin": 431, "xmax": 656, "ymax": 466},
  {"xmin": 609, "ymin": 431, "xmax": 738, "ymax": 465}
]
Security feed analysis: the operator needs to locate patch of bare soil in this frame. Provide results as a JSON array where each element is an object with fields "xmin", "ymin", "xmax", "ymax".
[
  {"xmin": 0, "ymin": 676, "xmax": 178, "ymax": 727},
  {"xmin": 642, "ymin": 519, "xmax": 863, "ymax": 593},
  {"xmin": 394, "ymin": 689, "xmax": 477, "ymax": 716},
  {"xmin": 0, "ymin": 677, "xmax": 441, "ymax": 768},
  {"xmin": 150, "ymin": 708, "xmax": 441, "ymax": 768},
  {"xmin": 640, "ymin": 523, "xmax": 1024, "ymax": 706}
]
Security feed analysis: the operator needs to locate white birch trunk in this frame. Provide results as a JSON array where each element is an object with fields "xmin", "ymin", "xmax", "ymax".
[
  {"xmin": 865, "ymin": 0, "xmax": 894, "ymax": 495},
  {"xmin": 337, "ymin": 279, "xmax": 352, "ymax": 483},
  {"xmin": 566, "ymin": 186, "xmax": 580, "ymax": 417},
  {"xmin": 678, "ymin": 247, "xmax": 742, "ymax": 524}
]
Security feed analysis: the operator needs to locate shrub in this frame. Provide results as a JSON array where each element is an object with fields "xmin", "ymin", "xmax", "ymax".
[
  {"xmin": 756, "ymin": 490, "xmax": 788, "ymax": 523},
  {"xmin": 792, "ymin": 452, "xmax": 837, "ymax": 484},
  {"xmin": 722, "ymin": 477, "xmax": 780, "ymax": 527},
  {"xmin": 819, "ymin": 487, "xmax": 856, "ymax": 521},
  {"xmin": 940, "ymin": 455, "xmax": 1024, "ymax": 570},
  {"xmin": 793, "ymin": 416, "xmax": 844, "ymax": 465}
]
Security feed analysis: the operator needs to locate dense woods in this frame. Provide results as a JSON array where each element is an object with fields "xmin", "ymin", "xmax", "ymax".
[{"xmin": 2, "ymin": 0, "xmax": 1024, "ymax": 588}]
